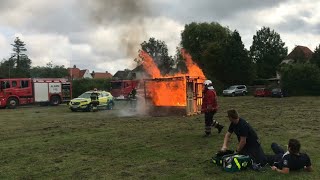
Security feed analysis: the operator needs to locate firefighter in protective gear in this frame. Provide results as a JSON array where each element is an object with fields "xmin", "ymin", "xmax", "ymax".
[
  {"xmin": 201, "ymin": 80, "xmax": 224, "ymax": 136},
  {"xmin": 128, "ymin": 88, "xmax": 137, "ymax": 111},
  {"xmin": 90, "ymin": 88, "xmax": 99, "ymax": 112}
]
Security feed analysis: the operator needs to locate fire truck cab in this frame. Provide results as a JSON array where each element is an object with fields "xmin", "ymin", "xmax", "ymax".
[
  {"xmin": 110, "ymin": 80, "xmax": 139, "ymax": 100},
  {"xmin": 0, "ymin": 78, "xmax": 72, "ymax": 109}
]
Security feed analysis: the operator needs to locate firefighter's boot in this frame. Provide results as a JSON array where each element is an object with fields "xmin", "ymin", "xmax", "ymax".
[
  {"xmin": 212, "ymin": 120, "xmax": 224, "ymax": 134},
  {"xmin": 216, "ymin": 124, "xmax": 224, "ymax": 134},
  {"xmin": 203, "ymin": 126, "xmax": 212, "ymax": 137}
]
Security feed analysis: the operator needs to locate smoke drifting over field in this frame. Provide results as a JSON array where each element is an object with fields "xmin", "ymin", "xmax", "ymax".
[{"xmin": 81, "ymin": 0, "xmax": 151, "ymax": 57}]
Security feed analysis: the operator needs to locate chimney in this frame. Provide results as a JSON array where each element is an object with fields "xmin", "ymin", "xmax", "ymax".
[{"xmin": 73, "ymin": 65, "xmax": 76, "ymax": 68}]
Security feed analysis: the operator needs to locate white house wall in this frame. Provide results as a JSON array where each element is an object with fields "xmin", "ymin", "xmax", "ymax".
[{"xmin": 83, "ymin": 70, "xmax": 92, "ymax": 79}]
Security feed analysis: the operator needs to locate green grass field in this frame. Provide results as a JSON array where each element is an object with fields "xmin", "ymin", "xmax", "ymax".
[{"xmin": 0, "ymin": 96, "xmax": 319, "ymax": 179}]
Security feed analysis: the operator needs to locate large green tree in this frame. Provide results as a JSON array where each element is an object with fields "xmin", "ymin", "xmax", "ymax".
[
  {"xmin": 249, "ymin": 27, "xmax": 288, "ymax": 78},
  {"xmin": 181, "ymin": 22, "xmax": 230, "ymax": 69},
  {"xmin": 30, "ymin": 61, "xmax": 68, "ymax": 78},
  {"xmin": 202, "ymin": 31, "xmax": 255, "ymax": 85},
  {"xmin": 0, "ymin": 37, "xmax": 32, "ymax": 78},
  {"xmin": 310, "ymin": 44, "xmax": 320, "ymax": 68},
  {"xmin": 12, "ymin": 37, "xmax": 32, "ymax": 77},
  {"xmin": 0, "ymin": 58, "xmax": 15, "ymax": 78},
  {"xmin": 181, "ymin": 22, "xmax": 254, "ymax": 86},
  {"xmin": 140, "ymin": 37, "xmax": 174, "ymax": 75},
  {"xmin": 224, "ymin": 31, "xmax": 255, "ymax": 84},
  {"xmin": 180, "ymin": 22, "xmax": 231, "ymax": 88},
  {"xmin": 174, "ymin": 47, "xmax": 187, "ymax": 74}
]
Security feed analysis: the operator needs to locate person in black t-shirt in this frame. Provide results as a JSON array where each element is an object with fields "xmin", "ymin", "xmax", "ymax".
[
  {"xmin": 268, "ymin": 139, "xmax": 312, "ymax": 174},
  {"xmin": 220, "ymin": 109, "xmax": 267, "ymax": 165}
]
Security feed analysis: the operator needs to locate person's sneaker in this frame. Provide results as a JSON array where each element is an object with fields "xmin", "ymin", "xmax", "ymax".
[{"xmin": 217, "ymin": 124, "xmax": 224, "ymax": 134}]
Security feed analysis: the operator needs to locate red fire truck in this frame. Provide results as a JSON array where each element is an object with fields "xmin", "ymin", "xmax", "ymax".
[
  {"xmin": 0, "ymin": 78, "xmax": 72, "ymax": 109},
  {"xmin": 110, "ymin": 80, "xmax": 140, "ymax": 100}
]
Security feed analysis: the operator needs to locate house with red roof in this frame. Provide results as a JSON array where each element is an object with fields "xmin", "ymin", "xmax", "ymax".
[
  {"xmin": 91, "ymin": 71, "xmax": 113, "ymax": 79},
  {"xmin": 67, "ymin": 65, "xmax": 92, "ymax": 80},
  {"xmin": 281, "ymin": 45, "xmax": 313, "ymax": 64},
  {"xmin": 277, "ymin": 45, "xmax": 314, "ymax": 79}
]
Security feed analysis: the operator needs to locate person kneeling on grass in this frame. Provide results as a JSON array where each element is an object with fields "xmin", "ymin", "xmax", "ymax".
[
  {"xmin": 220, "ymin": 109, "xmax": 267, "ymax": 166},
  {"xmin": 266, "ymin": 139, "xmax": 312, "ymax": 174}
]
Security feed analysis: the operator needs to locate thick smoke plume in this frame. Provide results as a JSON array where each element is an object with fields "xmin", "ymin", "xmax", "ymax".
[{"xmin": 80, "ymin": 0, "xmax": 151, "ymax": 57}]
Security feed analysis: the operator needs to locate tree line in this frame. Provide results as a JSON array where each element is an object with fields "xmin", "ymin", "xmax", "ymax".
[
  {"xmin": 0, "ymin": 37, "xmax": 68, "ymax": 79},
  {"xmin": 2, "ymin": 22, "xmax": 320, "ymax": 96},
  {"xmin": 141, "ymin": 23, "xmax": 320, "ymax": 95}
]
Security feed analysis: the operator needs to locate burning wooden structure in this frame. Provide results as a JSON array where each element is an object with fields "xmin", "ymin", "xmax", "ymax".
[
  {"xmin": 137, "ymin": 49, "xmax": 206, "ymax": 116},
  {"xmin": 143, "ymin": 76, "xmax": 204, "ymax": 116}
]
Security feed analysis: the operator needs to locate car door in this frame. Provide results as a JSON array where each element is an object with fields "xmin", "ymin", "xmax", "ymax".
[
  {"xmin": 98, "ymin": 92, "xmax": 108, "ymax": 106},
  {"xmin": 235, "ymin": 86, "xmax": 242, "ymax": 95},
  {"xmin": 105, "ymin": 92, "xmax": 113, "ymax": 103}
]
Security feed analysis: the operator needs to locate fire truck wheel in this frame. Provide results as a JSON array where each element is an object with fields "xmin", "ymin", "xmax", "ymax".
[
  {"xmin": 7, "ymin": 97, "xmax": 19, "ymax": 109},
  {"xmin": 50, "ymin": 96, "xmax": 61, "ymax": 106}
]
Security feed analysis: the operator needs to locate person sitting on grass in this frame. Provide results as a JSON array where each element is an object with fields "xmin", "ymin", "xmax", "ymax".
[{"xmin": 267, "ymin": 139, "xmax": 312, "ymax": 174}]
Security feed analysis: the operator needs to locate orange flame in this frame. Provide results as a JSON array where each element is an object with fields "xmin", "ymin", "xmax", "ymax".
[
  {"xmin": 139, "ymin": 50, "xmax": 161, "ymax": 78},
  {"xmin": 145, "ymin": 78, "xmax": 186, "ymax": 106},
  {"xmin": 139, "ymin": 49, "xmax": 205, "ymax": 106},
  {"xmin": 181, "ymin": 49, "xmax": 205, "ymax": 77}
]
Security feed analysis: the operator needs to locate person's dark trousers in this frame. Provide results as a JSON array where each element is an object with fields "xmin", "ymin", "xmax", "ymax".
[
  {"xmin": 266, "ymin": 143, "xmax": 285, "ymax": 166},
  {"xmin": 204, "ymin": 111, "xmax": 223, "ymax": 135},
  {"xmin": 240, "ymin": 141, "xmax": 267, "ymax": 166},
  {"xmin": 204, "ymin": 111, "xmax": 214, "ymax": 135},
  {"xmin": 271, "ymin": 143, "xmax": 285, "ymax": 154}
]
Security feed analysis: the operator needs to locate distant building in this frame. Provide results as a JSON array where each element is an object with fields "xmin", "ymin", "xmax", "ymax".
[
  {"xmin": 113, "ymin": 70, "xmax": 131, "ymax": 80},
  {"xmin": 80, "ymin": 69, "xmax": 93, "ymax": 79},
  {"xmin": 91, "ymin": 71, "xmax": 113, "ymax": 79},
  {"xmin": 67, "ymin": 65, "xmax": 92, "ymax": 80},
  {"xmin": 277, "ymin": 45, "xmax": 314, "ymax": 79},
  {"xmin": 130, "ymin": 65, "xmax": 151, "ymax": 79},
  {"xmin": 281, "ymin": 45, "xmax": 313, "ymax": 65},
  {"xmin": 112, "ymin": 66, "xmax": 151, "ymax": 80}
]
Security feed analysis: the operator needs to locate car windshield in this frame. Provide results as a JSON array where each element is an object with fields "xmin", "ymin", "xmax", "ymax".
[
  {"xmin": 227, "ymin": 86, "xmax": 236, "ymax": 90},
  {"xmin": 272, "ymin": 88, "xmax": 281, "ymax": 92},
  {"xmin": 78, "ymin": 92, "xmax": 93, "ymax": 98}
]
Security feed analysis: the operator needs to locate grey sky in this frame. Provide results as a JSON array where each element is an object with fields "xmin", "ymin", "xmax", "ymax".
[{"xmin": 0, "ymin": 0, "xmax": 319, "ymax": 75}]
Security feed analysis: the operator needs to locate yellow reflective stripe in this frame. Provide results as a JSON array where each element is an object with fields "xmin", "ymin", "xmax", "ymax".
[{"xmin": 234, "ymin": 158, "xmax": 241, "ymax": 169}]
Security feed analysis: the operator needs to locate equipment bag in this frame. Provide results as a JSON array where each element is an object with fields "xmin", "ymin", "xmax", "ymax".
[
  {"xmin": 211, "ymin": 150, "xmax": 234, "ymax": 166},
  {"xmin": 222, "ymin": 154, "xmax": 252, "ymax": 172}
]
